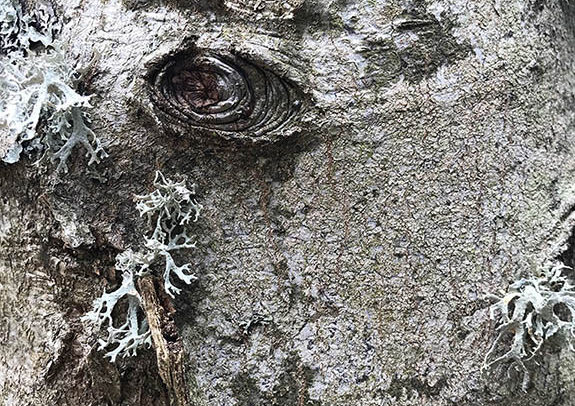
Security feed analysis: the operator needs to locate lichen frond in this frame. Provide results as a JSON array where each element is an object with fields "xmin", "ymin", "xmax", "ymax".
[
  {"xmin": 483, "ymin": 264, "xmax": 575, "ymax": 390},
  {"xmin": 0, "ymin": 0, "xmax": 106, "ymax": 171},
  {"xmin": 0, "ymin": 0, "xmax": 59, "ymax": 54},
  {"xmin": 82, "ymin": 269, "xmax": 151, "ymax": 362},
  {"xmin": 135, "ymin": 171, "xmax": 202, "ymax": 298},
  {"xmin": 84, "ymin": 172, "xmax": 201, "ymax": 360},
  {"xmin": 97, "ymin": 295, "xmax": 152, "ymax": 363}
]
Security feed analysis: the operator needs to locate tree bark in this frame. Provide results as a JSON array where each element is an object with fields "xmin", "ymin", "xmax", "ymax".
[{"xmin": 2, "ymin": 0, "xmax": 575, "ymax": 405}]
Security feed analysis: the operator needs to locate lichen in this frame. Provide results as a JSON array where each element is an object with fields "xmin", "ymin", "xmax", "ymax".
[
  {"xmin": 0, "ymin": 0, "xmax": 58, "ymax": 54},
  {"xmin": 135, "ymin": 171, "xmax": 202, "ymax": 297},
  {"xmin": 82, "ymin": 258, "xmax": 152, "ymax": 363},
  {"xmin": 483, "ymin": 263, "xmax": 575, "ymax": 391},
  {"xmin": 0, "ymin": 0, "xmax": 107, "ymax": 171},
  {"xmin": 83, "ymin": 172, "xmax": 201, "ymax": 361}
]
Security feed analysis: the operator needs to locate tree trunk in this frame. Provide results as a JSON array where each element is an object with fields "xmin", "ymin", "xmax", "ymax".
[{"xmin": 2, "ymin": 0, "xmax": 575, "ymax": 405}]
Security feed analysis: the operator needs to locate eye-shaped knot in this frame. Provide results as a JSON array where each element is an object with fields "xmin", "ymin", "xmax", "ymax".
[{"xmin": 148, "ymin": 52, "xmax": 303, "ymax": 141}]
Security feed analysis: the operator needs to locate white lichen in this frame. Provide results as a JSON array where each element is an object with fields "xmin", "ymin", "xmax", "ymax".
[
  {"xmin": 0, "ymin": 0, "xmax": 58, "ymax": 53},
  {"xmin": 135, "ymin": 171, "xmax": 202, "ymax": 297},
  {"xmin": 83, "ymin": 172, "xmax": 201, "ymax": 361},
  {"xmin": 483, "ymin": 263, "xmax": 575, "ymax": 391},
  {"xmin": 82, "ymin": 263, "xmax": 152, "ymax": 363},
  {"xmin": 0, "ymin": 0, "xmax": 107, "ymax": 171}
]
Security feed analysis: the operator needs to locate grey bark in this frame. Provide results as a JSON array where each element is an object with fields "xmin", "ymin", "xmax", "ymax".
[{"xmin": 1, "ymin": 0, "xmax": 575, "ymax": 405}]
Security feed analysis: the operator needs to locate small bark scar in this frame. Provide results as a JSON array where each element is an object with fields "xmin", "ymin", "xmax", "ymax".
[{"xmin": 137, "ymin": 276, "xmax": 189, "ymax": 406}]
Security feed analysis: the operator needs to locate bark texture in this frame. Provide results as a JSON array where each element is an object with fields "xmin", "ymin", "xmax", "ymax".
[{"xmin": 1, "ymin": 0, "xmax": 575, "ymax": 405}]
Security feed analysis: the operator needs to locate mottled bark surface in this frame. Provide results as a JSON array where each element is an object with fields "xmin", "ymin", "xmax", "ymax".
[{"xmin": 1, "ymin": 0, "xmax": 575, "ymax": 405}]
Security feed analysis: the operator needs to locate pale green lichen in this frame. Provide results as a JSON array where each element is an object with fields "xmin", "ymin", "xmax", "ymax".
[
  {"xmin": 0, "ymin": 0, "xmax": 107, "ymax": 171},
  {"xmin": 483, "ymin": 263, "xmax": 575, "ymax": 391},
  {"xmin": 83, "ymin": 172, "xmax": 202, "ymax": 361}
]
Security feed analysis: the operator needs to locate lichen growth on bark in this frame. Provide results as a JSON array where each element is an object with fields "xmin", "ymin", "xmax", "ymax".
[
  {"xmin": 483, "ymin": 263, "xmax": 575, "ymax": 391},
  {"xmin": 0, "ymin": 0, "xmax": 107, "ymax": 171},
  {"xmin": 83, "ymin": 171, "xmax": 201, "ymax": 361}
]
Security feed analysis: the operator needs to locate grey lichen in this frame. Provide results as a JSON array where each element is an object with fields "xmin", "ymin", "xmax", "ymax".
[
  {"xmin": 483, "ymin": 263, "xmax": 575, "ymax": 391},
  {"xmin": 82, "ymin": 257, "xmax": 152, "ymax": 363},
  {"xmin": 135, "ymin": 171, "xmax": 202, "ymax": 297},
  {"xmin": 0, "ymin": 0, "xmax": 107, "ymax": 171},
  {"xmin": 0, "ymin": 0, "xmax": 58, "ymax": 53},
  {"xmin": 83, "ymin": 171, "xmax": 201, "ymax": 361}
]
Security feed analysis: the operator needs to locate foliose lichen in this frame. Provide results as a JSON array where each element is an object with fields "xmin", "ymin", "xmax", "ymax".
[
  {"xmin": 135, "ymin": 171, "xmax": 202, "ymax": 297},
  {"xmin": 0, "ymin": 0, "xmax": 58, "ymax": 53},
  {"xmin": 483, "ymin": 263, "xmax": 575, "ymax": 391},
  {"xmin": 83, "ymin": 172, "xmax": 202, "ymax": 362},
  {"xmin": 0, "ymin": 0, "xmax": 107, "ymax": 171},
  {"xmin": 83, "ymin": 262, "xmax": 152, "ymax": 363}
]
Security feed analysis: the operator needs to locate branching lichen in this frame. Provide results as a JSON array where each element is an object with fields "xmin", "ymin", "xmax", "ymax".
[
  {"xmin": 0, "ymin": 0, "xmax": 58, "ymax": 54},
  {"xmin": 483, "ymin": 264, "xmax": 575, "ymax": 390},
  {"xmin": 0, "ymin": 0, "xmax": 107, "ymax": 171},
  {"xmin": 135, "ymin": 171, "xmax": 202, "ymax": 297},
  {"xmin": 82, "ymin": 262, "xmax": 152, "ymax": 363},
  {"xmin": 83, "ymin": 172, "xmax": 201, "ymax": 361}
]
